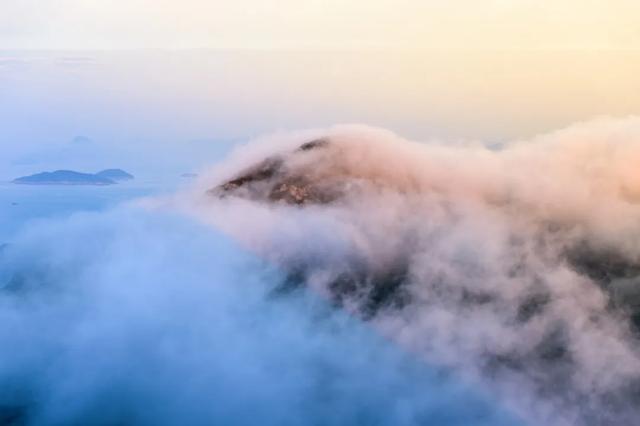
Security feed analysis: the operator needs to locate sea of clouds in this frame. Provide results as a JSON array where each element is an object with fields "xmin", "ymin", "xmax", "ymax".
[
  {"xmin": 3, "ymin": 116, "xmax": 640, "ymax": 425},
  {"xmin": 0, "ymin": 209, "xmax": 517, "ymax": 425}
]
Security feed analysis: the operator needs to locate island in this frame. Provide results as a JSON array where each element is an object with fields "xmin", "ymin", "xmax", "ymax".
[
  {"xmin": 12, "ymin": 169, "xmax": 134, "ymax": 186},
  {"xmin": 95, "ymin": 169, "xmax": 135, "ymax": 181}
]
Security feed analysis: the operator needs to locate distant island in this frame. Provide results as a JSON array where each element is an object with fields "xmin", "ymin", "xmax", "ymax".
[
  {"xmin": 13, "ymin": 169, "xmax": 134, "ymax": 186},
  {"xmin": 95, "ymin": 169, "xmax": 134, "ymax": 181}
]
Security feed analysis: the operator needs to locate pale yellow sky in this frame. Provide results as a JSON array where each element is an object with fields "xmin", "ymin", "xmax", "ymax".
[
  {"xmin": 2, "ymin": 1, "xmax": 640, "ymax": 150},
  {"xmin": 2, "ymin": 0, "xmax": 640, "ymax": 50}
]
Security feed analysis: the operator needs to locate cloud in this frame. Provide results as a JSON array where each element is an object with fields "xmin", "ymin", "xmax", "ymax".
[
  {"xmin": 181, "ymin": 116, "xmax": 640, "ymax": 425},
  {"xmin": 0, "ymin": 208, "xmax": 517, "ymax": 425}
]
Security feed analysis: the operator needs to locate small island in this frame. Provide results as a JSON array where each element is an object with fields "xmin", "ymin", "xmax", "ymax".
[
  {"xmin": 13, "ymin": 169, "xmax": 135, "ymax": 186},
  {"xmin": 95, "ymin": 169, "xmax": 134, "ymax": 181}
]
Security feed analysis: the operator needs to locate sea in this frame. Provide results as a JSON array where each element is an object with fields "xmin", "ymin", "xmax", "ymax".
[{"xmin": 0, "ymin": 180, "xmax": 177, "ymax": 244}]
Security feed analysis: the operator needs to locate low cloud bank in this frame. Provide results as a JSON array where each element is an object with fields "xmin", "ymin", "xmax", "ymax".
[{"xmin": 0, "ymin": 209, "xmax": 517, "ymax": 425}]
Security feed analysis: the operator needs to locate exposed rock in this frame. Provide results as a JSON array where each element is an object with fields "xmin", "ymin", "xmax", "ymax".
[
  {"xmin": 297, "ymin": 138, "xmax": 329, "ymax": 152},
  {"xmin": 210, "ymin": 139, "xmax": 338, "ymax": 205}
]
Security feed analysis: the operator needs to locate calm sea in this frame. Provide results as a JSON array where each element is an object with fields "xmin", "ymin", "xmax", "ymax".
[{"xmin": 0, "ymin": 181, "xmax": 177, "ymax": 243}]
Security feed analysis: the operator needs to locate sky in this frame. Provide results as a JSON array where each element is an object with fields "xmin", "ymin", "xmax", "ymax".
[
  {"xmin": 1, "ymin": 1, "xmax": 640, "ymax": 180},
  {"xmin": 2, "ymin": 0, "xmax": 640, "ymax": 50}
]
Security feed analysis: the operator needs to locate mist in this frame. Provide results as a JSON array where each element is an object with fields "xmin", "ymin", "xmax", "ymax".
[{"xmin": 0, "ymin": 207, "xmax": 518, "ymax": 425}]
